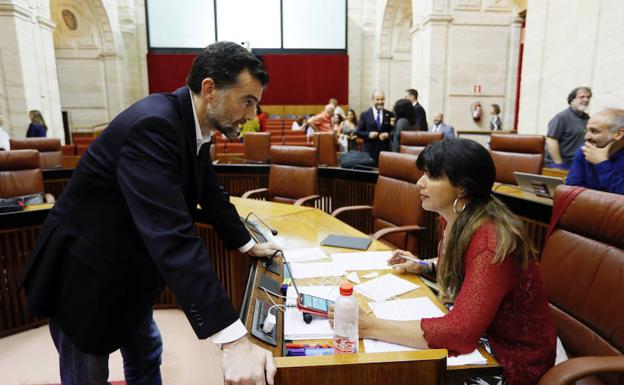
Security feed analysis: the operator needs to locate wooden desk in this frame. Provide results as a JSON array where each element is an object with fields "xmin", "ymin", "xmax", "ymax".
[{"xmin": 235, "ymin": 202, "xmax": 500, "ymax": 385}]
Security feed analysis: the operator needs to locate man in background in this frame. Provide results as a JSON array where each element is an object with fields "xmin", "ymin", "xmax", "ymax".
[
  {"xmin": 405, "ymin": 88, "xmax": 428, "ymax": 131},
  {"xmin": 545, "ymin": 86, "xmax": 592, "ymax": 168},
  {"xmin": 356, "ymin": 90, "xmax": 393, "ymax": 165},
  {"xmin": 308, "ymin": 104, "xmax": 336, "ymax": 133},
  {"xmin": 429, "ymin": 112, "xmax": 455, "ymax": 140},
  {"xmin": 567, "ymin": 108, "xmax": 624, "ymax": 194},
  {"xmin": 329, "ymin": 97, "xmax": 345, "ymax": 119}
]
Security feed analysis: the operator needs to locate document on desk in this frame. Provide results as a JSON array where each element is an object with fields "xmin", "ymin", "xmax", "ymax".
[
  {"xmin": 330, "ymin": 251, "xmax": 393, "ymax": 271},
  {"xmin": 362, "ymin": 297, "xmax": 486, "ymax": 366},
  {"xmin": 362, "ymin": 340, "xmax": 486, "ymax": 366},
  {"xmin": 283, "ymin": 247, "xmax": 328, "ymax": 263},
  {"xmin": 284, "ymin": 286, "xmax": 339, "ymax": 340},
  {"xmin": 287, "ymin": 262, "xmax": 345, "ymax": 279},
  {"xmin": 355, "ymin": 273, "xmax": 419, "ymax": 302}
]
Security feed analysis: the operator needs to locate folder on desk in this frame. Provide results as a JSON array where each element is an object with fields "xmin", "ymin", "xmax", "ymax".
[{"xmin": 321, "ymin": 234, "xmax": 372, "ymax": 250}]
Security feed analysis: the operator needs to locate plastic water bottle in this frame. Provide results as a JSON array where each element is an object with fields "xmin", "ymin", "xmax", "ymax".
[{"xmin": 333, "ymin": 282, "xmax": 358, "ymax": 353}]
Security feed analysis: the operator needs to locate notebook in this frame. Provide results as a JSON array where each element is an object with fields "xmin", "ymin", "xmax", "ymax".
[
  {"xmin": 513, "ymin": 172, "xmax": 564, "ymax": 199},
  {"xmin": 321, "ymin": 234, "xmax": 372, "ymax": 250}
]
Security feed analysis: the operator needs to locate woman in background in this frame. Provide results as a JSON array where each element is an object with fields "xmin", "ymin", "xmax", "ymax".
[
  {"xmin": 0, "ymin": 114, "xmax": 10, "ymax": 150},
  {"xmin": 356, "ymin": 139, "xmax": 556, "ymax": 385},
  {"xmin": 391, "ymin": 99, "xmax": 417, "ymax": 152},
  {"xmin": 26, "ymin": 110, "xmax": 47, "ymax": 137},
  {"xmin": 489, "ymin": 104, "xmax": 502, "ymax": 131},
  {"xmin": 256, "ymin": 104, "xmax": 267, "ymax": 132},
  {"xmin": 339, "ymin": 109, "xmax": 358, "ymax": 151}
]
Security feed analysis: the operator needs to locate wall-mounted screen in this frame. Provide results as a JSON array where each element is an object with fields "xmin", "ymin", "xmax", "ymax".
[
  {"xmin": 147, "ymin": 0, "xmax": 215, "ymax": 48},
  {"xmin": 146, "ymin": 0, "xmax": 346, "ymax": 51}
]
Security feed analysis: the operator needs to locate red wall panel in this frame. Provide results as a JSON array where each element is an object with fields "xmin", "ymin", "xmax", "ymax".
[{"xmin": 147, "ymin": 53, "xmax": 348, "ymax": 105}]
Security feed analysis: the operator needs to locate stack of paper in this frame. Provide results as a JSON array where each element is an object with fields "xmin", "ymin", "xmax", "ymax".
[
  {"xmin": 283, "ymin": 247, "xmax": 328, "ymax": 263},
  {"xmin": 287, "ymin": 262, "xmax": 345, "ymax": 279},
  {"xmin": 361, "ymin": 297, "xmax": 487, "ymax": 366},
  {"xmin": 283, "ymin": 286, "xmax": 340, "ymax": 340},
  {"xmin": 331, "ymin": 251, "xmax": 393, "ymax": 271},
  {"xmin": 355, "ymin": 274, "xmax": 420, "ymax": 302}
]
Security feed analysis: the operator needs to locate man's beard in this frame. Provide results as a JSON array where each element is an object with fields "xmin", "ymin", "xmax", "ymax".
[
  {"xmin": 205, "ymin": 93, "xmax": 241, "ymax": 140},
  {"xmin": 575, "ymin": 103, "xmax": 589, "ymax": 112}
]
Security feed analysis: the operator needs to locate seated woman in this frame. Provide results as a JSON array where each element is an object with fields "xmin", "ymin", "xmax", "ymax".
[{"xmin": 359, "ymin": 139, "xmax": 556, "ymax": 385}]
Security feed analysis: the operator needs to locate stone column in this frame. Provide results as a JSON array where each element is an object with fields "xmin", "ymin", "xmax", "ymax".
[{"xmin": 0, "ymin": 0, "xmax": 63, "ymax": 140}]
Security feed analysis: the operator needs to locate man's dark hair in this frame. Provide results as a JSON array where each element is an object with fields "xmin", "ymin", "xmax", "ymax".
[
  {"xmin": 567, "ymin": 86, "xmax": 592, "ymax": 104},
  {"xmin": 491, "ymin": 104, "xmax": 501, "ymax": 114},
  {"xmin": 186, "ymin": 41, "xmax": 269, "ymax": 93},
  {"xmin": 405, "ymin": 89, "xmax": 419, "ymax": 99}
]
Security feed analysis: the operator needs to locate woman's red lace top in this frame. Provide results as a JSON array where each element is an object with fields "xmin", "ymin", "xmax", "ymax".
[{"xmin": 420, "ymin": 221, "xmax": 556, "ymax": 385}]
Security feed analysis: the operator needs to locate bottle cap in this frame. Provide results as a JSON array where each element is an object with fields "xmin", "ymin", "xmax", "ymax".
[{"xmin": 339, "ymin": 282, "xmax": 353, "ymax": 296}]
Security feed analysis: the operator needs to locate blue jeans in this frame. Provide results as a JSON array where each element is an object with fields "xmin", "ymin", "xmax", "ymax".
[{"xmin": 49, "ymin": 312, "xmax": 163, "ymax": 385}]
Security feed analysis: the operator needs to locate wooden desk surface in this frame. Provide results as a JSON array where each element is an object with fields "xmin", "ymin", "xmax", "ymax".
[
  {"xmin": 234, "ymin": 200, "xmax": 500, "ymax": 383},
  {"xmin": 231, "ymin": 196, "xmax": 313, "ymax": 219},
  {"xmin": 492, "ymin": 182, "xmax": 553, "ymax": 206}
]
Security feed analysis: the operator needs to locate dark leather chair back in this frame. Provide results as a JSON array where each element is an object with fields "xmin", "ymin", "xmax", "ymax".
[
  {"xmin": 400, "ymin": 131, "xmax": 443, "ymax": 156},
  {"xmin": 268, "ymin": 146, "xmax": 318, "ymax": 204},
  {"xmin": 372, "ymin": 151, "xmax": 424, "ymax": 251},
  {"xmin": 10, "ymin": 138, "xmax": 63, "ymax": 169},
  {"xmin": 244, "ymin": 132, "xmax": 271, "ymax": 163},
  {"xmin": 540, "ymin": 186, "xmax": 624, "ymax": 385},
  {"xmin": 313, "ymin": 132, "xmax": 338, "ymax": 166},
  {"xmin": 0, "ymin": 150, "xmax": 44, "ymax": 198},
  {"xmin": 489, "ymin": 134, "xmax": 544, "ymax": 184}
]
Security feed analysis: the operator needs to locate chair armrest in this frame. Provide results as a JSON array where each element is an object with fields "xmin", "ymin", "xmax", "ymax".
[
  {"xmin": 294, "ymin": 194, "xmax": 321, "ymax": 206},
  {"xmin": 372, "ymin": 225, "xmax": 425, "ymax": 241},
  {"xmin": 331, "ymin": 205, "xmax": 373, "ymax": 217},
  {"xmin": 44, "ymin": 193, "xmax": 55, "ymax": 204},
  {"xmin": 538, "ymin": 356, "xmax": 624, "ymax": 385},
  {"xmin": 241, "ymin": 188, "xmax": 268, "ymax": 199}
]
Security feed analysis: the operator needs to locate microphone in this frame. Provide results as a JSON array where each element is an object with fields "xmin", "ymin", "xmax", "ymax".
[{"xmin": 245, "ymin": 212, "xmax": 278, "ymax": 236}]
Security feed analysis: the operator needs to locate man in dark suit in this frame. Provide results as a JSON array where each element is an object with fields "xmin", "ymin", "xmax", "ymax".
[
  {"xmin": 405, "ymin": 88, "xmax": 428, "ymax": 131},
  {"xmin": 22, "ymin": 42, "xmax": 278, "ymax": 385},
  {"xmin": 356, "ymin": 90, "xmax": 393, "ymax": 165}
]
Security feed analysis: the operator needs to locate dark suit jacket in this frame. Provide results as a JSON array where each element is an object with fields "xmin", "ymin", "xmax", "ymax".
[
  {"xmin": 355, "ymin": 107, "xmax": 393, "ymax": 164},
  {"xmin": 22, "ymin": 87, "xmax": 251, "ymax": 354},
  {"xmin": 413, "ymin": 103, "xmax": 428, "ymax": 131}
]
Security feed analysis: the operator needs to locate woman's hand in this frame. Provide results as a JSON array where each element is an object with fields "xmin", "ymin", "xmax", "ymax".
[
  {"xmin": 328, "ymin": 303, "xmax": 377, "ymax": 339},
  {"xmin": 387, "ymin": 249, "xmax": 426, "ymax": 275}
]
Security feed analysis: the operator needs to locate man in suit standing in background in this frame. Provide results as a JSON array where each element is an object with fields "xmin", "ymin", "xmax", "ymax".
[
  {"xmin": 356, "ymin": 90, "xmax": 394, "ymax": 165},
  {"xmin": 22, "ymin": 42, "xmax": 278, "ymax": 385},
  {"xmin": 405, "ymin": 88, "xmax": 428, "ymax": 131}
]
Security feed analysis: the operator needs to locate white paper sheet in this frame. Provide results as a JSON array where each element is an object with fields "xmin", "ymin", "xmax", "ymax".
[
  {"xmin": 330, "ymin": 251, "xmax": 393, "ymax": 271},
  {"xmin": 346, "ymin": 271, "xmax": 360, "ymax": 284},
  {"xmin": 287, "ymin": 262, "xmax": 345, "ymax": 279},
  {"xmin": 283, "ymin": 286, "xmax": 339, "ymax": 340},
  {"xmin": 283, "ymin": 247, "xmax": 328, "ymax": 263},
  {"xmin": 362, "ymin": 340, "xmax": 486, "ymax": 366},
  {"xmin": 368, "ymin": 297, "xmax": 444, "ymax": 321},
  {"xmin": 355, "ymin": 274, "xmax": 419, "ymax": 302}
]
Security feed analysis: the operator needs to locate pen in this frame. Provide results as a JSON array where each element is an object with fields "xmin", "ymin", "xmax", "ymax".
[
  {"xmin": 395, "ymin": 253, "xmax": 429, "ymax": 267},
  {"xmin": 285, "ymin": 343, "xmax": 331, "ymax": 349}
]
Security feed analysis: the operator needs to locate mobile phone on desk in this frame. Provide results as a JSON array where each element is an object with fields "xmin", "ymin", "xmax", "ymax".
[{"xmin": 296, "ymin": 293, "xmax": 334, "ymax": 318}]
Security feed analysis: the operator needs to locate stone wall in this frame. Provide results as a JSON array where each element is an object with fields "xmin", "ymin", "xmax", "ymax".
[{"xmin": 518, "ymin": 0, "xmax": 624, "ymax": 135}]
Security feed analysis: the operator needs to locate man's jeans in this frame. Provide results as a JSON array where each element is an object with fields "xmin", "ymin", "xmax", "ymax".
[{"xmin": 49, "ymin": 312, "xmax": 163, "ymax": 385}]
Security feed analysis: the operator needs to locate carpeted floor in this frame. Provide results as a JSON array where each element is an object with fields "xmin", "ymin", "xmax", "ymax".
[{"xmin": 0, "ymin": 309, "xmax": 223, "ymax": 385}]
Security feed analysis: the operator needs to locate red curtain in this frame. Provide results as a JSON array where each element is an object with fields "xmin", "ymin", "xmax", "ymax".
[{"xmin": 147, "ymin": 53, "xmax": 348, "ymax": 105}]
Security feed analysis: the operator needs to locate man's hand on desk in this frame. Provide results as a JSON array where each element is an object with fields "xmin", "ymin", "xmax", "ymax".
[
  {"xmin": 247, "ymin": 242, "xmax": 281, "ymax": 258},
  {"xmin": 387, "ymin": 250, "xmax": 426, "ymax": 275},
  {"xmin": 221, "ymin": 335, "xmax": 276, "ymax": 385}
]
